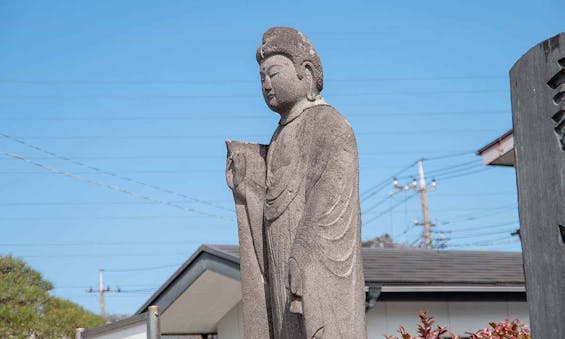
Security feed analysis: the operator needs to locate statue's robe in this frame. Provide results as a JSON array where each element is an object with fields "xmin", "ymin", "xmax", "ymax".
[{"xmin": 227, "ymin": 104, "xmax": 367, "ymax": 339}]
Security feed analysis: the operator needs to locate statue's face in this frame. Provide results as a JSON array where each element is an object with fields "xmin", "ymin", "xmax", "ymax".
[{"xmin": 259, "ymin": 54, "xmax": 307, "ymax": 114}]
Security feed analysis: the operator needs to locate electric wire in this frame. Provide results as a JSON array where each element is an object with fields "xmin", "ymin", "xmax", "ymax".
[
  {"xmin": 0, "ymin": 88, "xmax": 507, "ymax": 100},
  {"xmin": 0, "ymin": 240, "xmax": 203, "ymax": 247},
  {"xmin": 436, "ymin": 220, "xmax": 519, "ymax": 235},
  {"xmin": 0, "ymin": 74, "xmax": 506, "ymax": 85},
  {"xmin": 364, "ymin": 192, "xmax": 419, "ymax": 225},
  {"xmin": 447, "ymin": 237, "xmax": 520, "ymax": 248},
  {"xmin": 7, "ymin": 129, "xmax": 502, "ymax": 140},
  {"xmin": 436, "ymin": 167, "xmax": 492, "ymax": 181},
  {"xmin": 105, "ymin": 264, "xmax": 181, "ymax": 272},
  {"xmin": 425, "ymin": 160, "xmax": 481, "ymax": 177},
  {"xmin": 1, "ymin": 152, "xmax": 234, "ymax": 221},
  {"xmin": 439, "ymin": 204, "xmax": 517, "ymax": 224},
  {"xmin": 423, "ymin": 151, "xmax": 476, "ymax": 161},
  {"xmin": 0, "ymin": 109, "xmax": 509, "ymax": 121},
  {"xmin": 1, "ymin": 132, "xmax": 232, "ymax": 212},
  {"xmin": 360, "ymin": 161, "xmax": 416, "ymax": 200}
]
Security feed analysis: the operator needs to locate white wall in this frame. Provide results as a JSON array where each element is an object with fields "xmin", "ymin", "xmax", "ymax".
[
  {"xmin": 217, "ymin": 300, "xmax": 529, "ymax": 338},
  {"xmin": 89, "ymin": 321, "xmax": 146, "ymax": 339},
  {"xmin": 217, "ymin": 302, "xmax": 244, "ymax": 339},
  {"xmin": 366, "ymin": 301, "xmax": 529, "ymax": 338}
]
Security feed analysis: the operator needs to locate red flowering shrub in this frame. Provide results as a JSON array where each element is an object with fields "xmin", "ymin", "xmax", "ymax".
[
  {"xmin": 385, "ymin": 311, "xmax": 530, "ymax": 339},
  {"xmin": 384, "ymin": 310, "xmax": 456, "ymax": 339},
  {"xmin": 468, "ymin": 319, "xmax": 530, "ymax": 339}
]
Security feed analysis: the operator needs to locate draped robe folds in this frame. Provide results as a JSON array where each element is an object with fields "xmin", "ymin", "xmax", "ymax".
[{"xmin": 226, "ymin": 104, "xmax": 367, "ymax": 339}]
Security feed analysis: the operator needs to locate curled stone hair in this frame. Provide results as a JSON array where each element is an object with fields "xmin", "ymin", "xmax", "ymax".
[{"xmin": 256, "ymin": 27, "xmax": 324, "ymax": 92}]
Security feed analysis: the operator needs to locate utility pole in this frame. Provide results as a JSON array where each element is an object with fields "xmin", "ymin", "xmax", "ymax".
[
  {"xmin": 393, "ymin": 159, "xmax": 436, "ymax": 250},
  {"xmin": 417, "ymin": 160, "xmax": 432, "ymax": 250},
  {"xmin": 86, "ymin": 269, "xmax": 120, "ymax": 318}
]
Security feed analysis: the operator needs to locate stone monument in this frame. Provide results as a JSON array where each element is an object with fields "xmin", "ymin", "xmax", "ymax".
[
  {"xmin": 226, "ymin": 27, "xmax": 367, "ymax": 339},
  {"xmin": 510, "ymin": 32, "xmax": 565, "ymax": 338}
]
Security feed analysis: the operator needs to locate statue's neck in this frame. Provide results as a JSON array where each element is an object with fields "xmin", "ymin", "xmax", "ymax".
[{"xmin": 279, "ymin": 95, "xmax": 326, "ymax": 125}]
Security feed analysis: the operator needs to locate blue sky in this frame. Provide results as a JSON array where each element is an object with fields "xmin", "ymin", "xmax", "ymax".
[{"xmin": 0, "ymin": 0, "xmax": 561, "ymax": 315}]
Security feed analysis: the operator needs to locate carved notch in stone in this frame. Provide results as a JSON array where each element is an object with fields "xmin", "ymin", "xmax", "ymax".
[
  {"xmin": 559, "ymin": 225, "xmax": 565, "ymax": 244},
  {"xmin": 547, "ymin": 58, "xmax": 565, "ymax": 90},
  {"xmin": 547, "ymin": 58, "xmax": 565, "ymax": 150}
]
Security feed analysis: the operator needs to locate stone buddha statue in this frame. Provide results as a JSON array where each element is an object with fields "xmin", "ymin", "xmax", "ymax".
[{"xmin": 226, "ymin": 27, "xmax": 367, "ymax": 339}]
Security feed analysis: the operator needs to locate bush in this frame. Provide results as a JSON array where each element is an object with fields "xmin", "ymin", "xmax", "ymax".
[
  {"xmin": 385, "ymin": 310, "xmax": 530, "ymax": 339},
  {"xmin": 468, "ymin": 319, "xmax": 530, "ymax": 339}
]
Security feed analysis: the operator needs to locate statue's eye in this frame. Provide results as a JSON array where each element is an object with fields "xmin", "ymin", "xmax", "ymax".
[{"xmin": 269, "ymin": 72, "xmax": 279, "ymax": 78}]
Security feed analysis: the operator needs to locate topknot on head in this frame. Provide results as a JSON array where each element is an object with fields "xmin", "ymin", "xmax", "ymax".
[{"xmin": 257, "ymin": 27, "xmax": 323, "ymax": 92}]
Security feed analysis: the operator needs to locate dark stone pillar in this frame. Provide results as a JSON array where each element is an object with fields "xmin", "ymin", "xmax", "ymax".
[{"xmin": 511, "ymin": 32, "xmax": 565, "ymax": 338}]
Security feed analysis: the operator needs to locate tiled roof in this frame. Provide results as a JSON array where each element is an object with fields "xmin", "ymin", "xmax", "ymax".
[{"xmin": 206, "ymin": 244, "xmax": 524, "ymax": 286}]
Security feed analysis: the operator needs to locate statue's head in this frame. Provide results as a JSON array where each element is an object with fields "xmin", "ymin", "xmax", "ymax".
[{"xmin": 257, "ymin": 27, "xmax": 323, "ymax": 114}]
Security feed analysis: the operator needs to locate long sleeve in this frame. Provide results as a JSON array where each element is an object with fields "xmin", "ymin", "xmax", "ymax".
[
  {"xmin": 288, "ymin": 108, "xmax": 367, "ymax": 339},
  {"xmin": 226, "ymin": 140, "xmax": 271, "ymax": 339}
]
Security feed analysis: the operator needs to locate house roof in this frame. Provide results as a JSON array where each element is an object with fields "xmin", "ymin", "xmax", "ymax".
[
  {"xmin": 207, "ymin": 244, "xmax": 525, "ymax": 286},
  {"xmin": 136, "ymin": 244, "xmax": 525, "ymax": 316},
  {"xmin": 88, "ymin": 244, "xmax": 525, "ymax": 336},
  {"xmin": 476, "ymin": 129, "xmax": 515, "ymax": 166}
]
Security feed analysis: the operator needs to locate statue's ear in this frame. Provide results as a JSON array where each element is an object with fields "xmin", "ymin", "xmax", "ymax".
[{"xmin": 302, "ymin": 61, "xmax": 316, "ymax": 101}]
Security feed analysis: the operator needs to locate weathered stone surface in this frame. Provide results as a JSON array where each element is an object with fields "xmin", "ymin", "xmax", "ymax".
[
  {"xmin": 511, "ymin": 32, "xmax": 565, "ymax": 338},
  {"xmin": 226, "ymin": 27, "xmax": 367, "ymax": 338}
]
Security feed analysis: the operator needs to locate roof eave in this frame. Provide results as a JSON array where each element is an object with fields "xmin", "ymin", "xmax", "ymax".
[{"xmin": 476, "ymin": 130, "xmax": 515, "ymax": 167}]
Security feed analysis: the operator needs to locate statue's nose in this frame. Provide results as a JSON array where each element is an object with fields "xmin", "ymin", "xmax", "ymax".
[{"xmin": 263, "ymin": 76, "xmax": 272, "ymax": 91}]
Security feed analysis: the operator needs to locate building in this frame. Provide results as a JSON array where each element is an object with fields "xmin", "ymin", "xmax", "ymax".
[
  {"xmin": 477, "ymin": 130, "xmax": 514, "ymax": 167},
  {"xmin": 83, "ymin": 244, "xmax": 528, "ymax": 339}
]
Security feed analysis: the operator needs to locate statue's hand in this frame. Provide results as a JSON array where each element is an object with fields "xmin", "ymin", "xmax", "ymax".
[
  {"xmin": 226, "ymin": 152, "xmax": 246, "ymax": 201},
  {"xmin": 288, "ymin": 257, "xmax": 303, "ymax": 314}
]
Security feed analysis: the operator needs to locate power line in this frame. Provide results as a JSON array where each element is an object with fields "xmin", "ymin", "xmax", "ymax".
[
  {"xmin": 428, "ymin": 165, "xmax": 484, "ymax": 179},
  {"xmin": 423, "ymin": 151, "xmax": 476, "ymax": 161},
  {"xmin": 433, "ymin": 191, "xmax": 515, "ymax": 197},
  {"xmin": 361, "ymin": 153, "xmax": 479, "ymax": 204},
  {"xmin": 0, "ymin": 109, "xmax": 509, "ymax": 121},
  {"xmin": 446, "ymin": 237, "xmax": 520, "ymax": 249},
  {"xmin": 0, "ymin": 149, "xmax": 477, "ymax": 161},
  {"xmin": 440, "ymin": 204, "xmax": 517, "ymax": 224},
  {"xmin": 0, "ymin": 75, "xmax": 506, "ymax": 85},
  {"xmin": 57, "ymin": 283, "xmax": 160, "ymax": 289},
  {"xmin": 364, "ymin": 192, "xmax": 419, "ymax": 225},
  {"xmin": 11, "ymin": 252, "xmax": 192, "ymax": 259},
  {"xmin": 436, "ymin": 167, "xmax": 492, "ymax": 181},
  {"xmin": 0, "ymin": 155, "xmax": 218, "ymax": 160},
  {"xmin": 392, "ymin": 223, "xmax": 418, "ymax": 241},
  {"xmin": 0, "ymin": 215, "xmax": 221, "ymax": 221},
  {"xmin": 442, "ymin": 228, "xmax": 517, "ymax": 241},
  {"xmin": 6, "ymin": 129, "xmax": 502, "ymax": 140},
  {"xmin": 1, "ymin": 152, "xmax": 233, "ymax": 221},
  {"xmin": 117, "ymin": 288, "xmax": 159, "ymax": 293},
  {"xmin": 438, "ymin": 220, "xmax": 519, "ymax": 234},
  {"xmin": 361, "ymin": 161, "xmax": 416, "ymax": 200},
  {"xmin": 0, "ymin": 201, "xmax": 189, "ymax": 206},
  {"xmin": 367, "ymin": 204, "xmax": 516, "ymax": 214},
  {"xmin": 0, "ymin": 89, "xmax": 507, "ymax": 100},
  {"xmin": 105, "ymin": 264, "xmax": 181, "ymax": 272},
  {"xmin": 70, "ymin": 294, "xmax": 153, "ymax": 299},
  {"xmin": 0, "ymin": 169, "xmax": 219, "ymax": 175},
  {"xmin": 1, "ymin": 132, "xmax": 232, "ymax": 212},
  {"xmin": 0, "ymin": 240, "xmax": 203, "ymax": 247},
  {"xmin": 425, "ymin": 160, "xmax": 481, "ymax": 177},
  {"xmin": 362, "ymin": 195, "xmax": 393, "ymax": 215}
]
